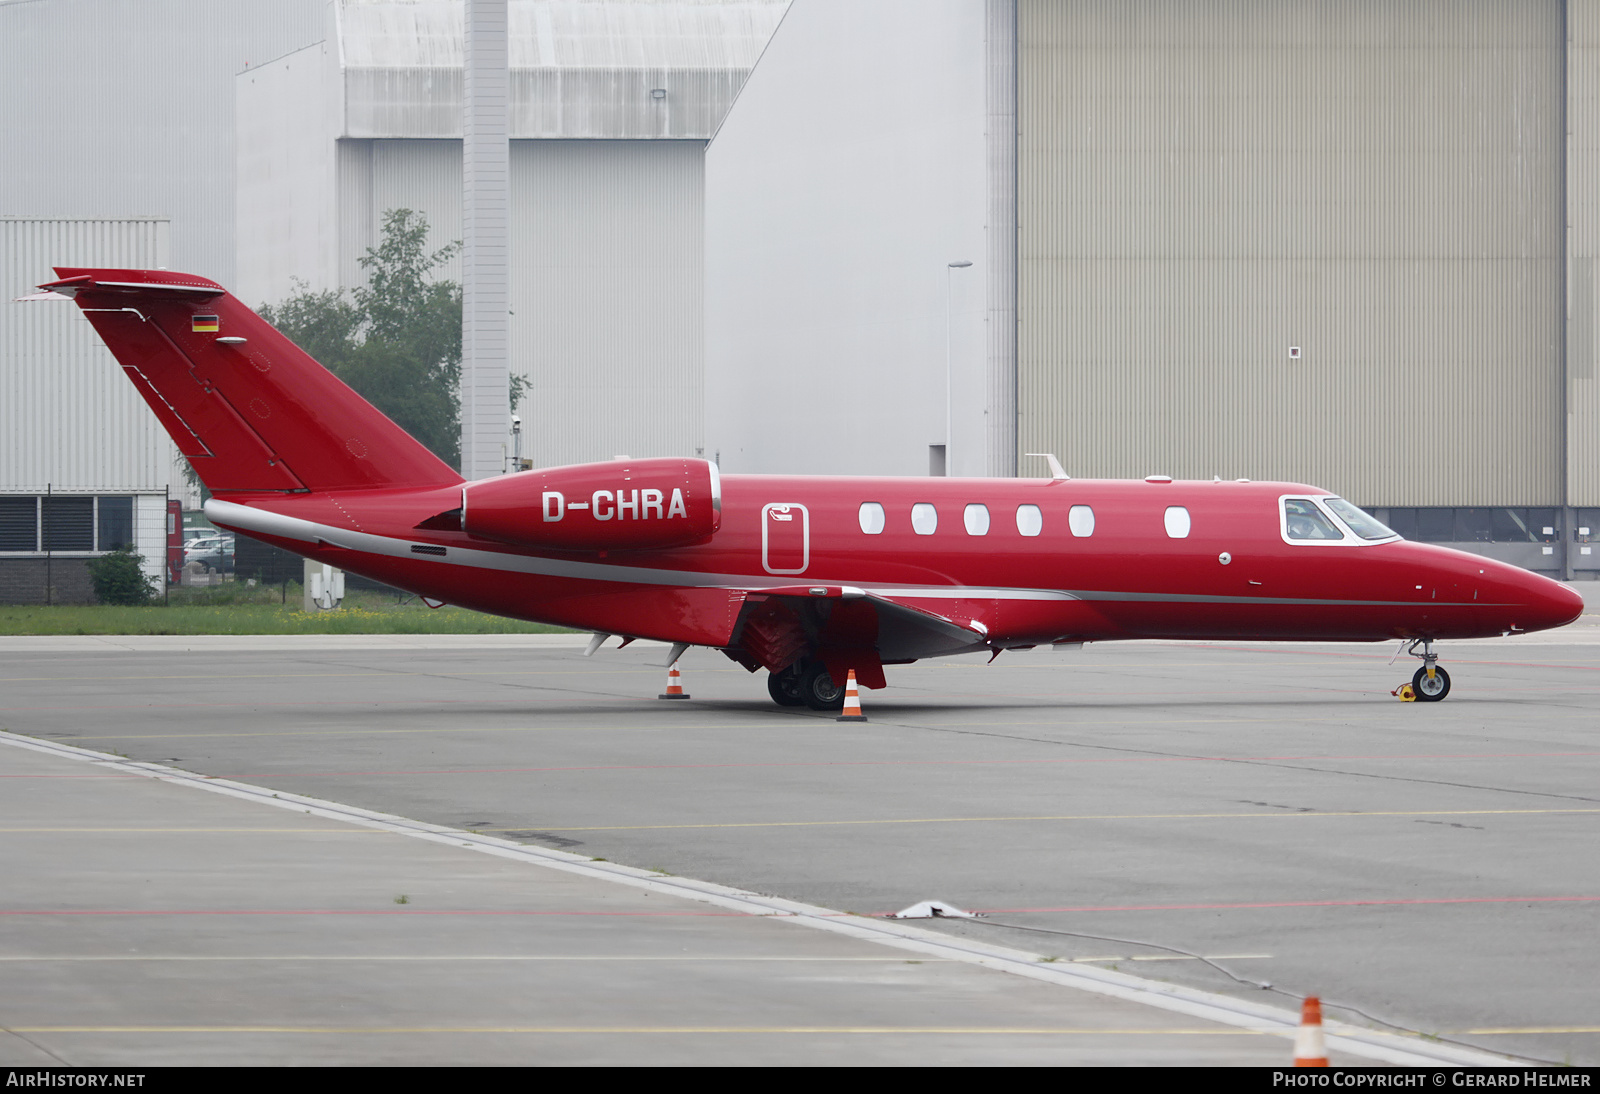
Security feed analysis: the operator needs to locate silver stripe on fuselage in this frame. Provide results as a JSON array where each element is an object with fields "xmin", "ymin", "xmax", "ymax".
[{"xmin": 205, "ymin": 499, "xmax": 1490, "ymax": 611}]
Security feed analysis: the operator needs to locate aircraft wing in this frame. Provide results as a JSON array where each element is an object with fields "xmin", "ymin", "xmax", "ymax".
[{"xmin": 729, "ymin": 584, "xmax": 990, "ymax": 676}]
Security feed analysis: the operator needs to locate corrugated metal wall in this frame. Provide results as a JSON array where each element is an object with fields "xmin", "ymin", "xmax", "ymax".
[
  {"xmin": 336, "ymin": 138, "xmax": 706, "ymax": 468},
  {"xmin": 985, "ymin": 0, "xmax": 1019, "ymax": 478},
  {"xmin": 1571, "ymin": 0, "xmax": 1600, "ymax": 507},
  {"xmin": 1017, "ymin": 0, "xmax": 1566, "ymax": 506},
  {"xmin": 1, "ymin": 219, "xmax": 182, "ymax": 494}
]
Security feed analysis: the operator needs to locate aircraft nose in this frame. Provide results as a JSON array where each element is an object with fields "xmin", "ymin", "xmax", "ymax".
[{"xmin": 1510, "ymin": 572, "xmax": 1585, "ymax": 633}]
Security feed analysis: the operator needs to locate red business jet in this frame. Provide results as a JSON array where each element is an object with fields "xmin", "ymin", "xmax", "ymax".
[{"xmin": 40, "ymin": 268, "xmax": 1584, "ymax": 707}]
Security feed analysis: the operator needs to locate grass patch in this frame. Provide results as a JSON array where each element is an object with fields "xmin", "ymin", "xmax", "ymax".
[{"xmin": 0, "ymin": 584, "xmax": 573, "ymax": 636}]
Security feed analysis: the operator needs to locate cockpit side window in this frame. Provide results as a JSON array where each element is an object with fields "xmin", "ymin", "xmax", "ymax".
[
  {"xmin": 1324, "ymin": 498, "xmax": 1398, "ymax": 541},
  {"xmin": 1284, "ymin": 498, "xmax": 1345, "ymax": 541}
]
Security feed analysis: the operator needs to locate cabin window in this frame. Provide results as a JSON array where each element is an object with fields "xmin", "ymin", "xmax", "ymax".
[
  {"xmin": 858, "ymin": 502, "xmax": 885, "ymax": 535},
  {"xmin": 1284, "ymin": 498, "xmax": 1345, "ymax": 541},
  {"xmin": 1323, "ymin": 498, "xmax": 1396, "ymax": 541},
  {"xmin": 1164, "ymin": 506, "xmax": 1191, "ymax": 539},
  {"xmin": 963, "ymin": 504, "xmax": 990, "ymax": 535},
  {"xmin": 911, "ymin": 503, "xmax": 938, "ymax": 535},
  {"xmin": 1068, "ymin": 504, "xmax": 1095, "ymax": 538},
  {"xmin": 1015, "ymin": 504, "xmax": 1043, "ymax": 537}
]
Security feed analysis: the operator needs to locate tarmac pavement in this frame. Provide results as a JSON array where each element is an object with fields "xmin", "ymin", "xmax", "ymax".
[{"xmin": 2, "ymin": 602, "xmax": 1596, "ymax": 1067}]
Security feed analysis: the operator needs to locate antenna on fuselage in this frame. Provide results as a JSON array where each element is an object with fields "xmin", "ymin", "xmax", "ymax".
[{"xmin": 1024, "ymin": 453, "xmax": 1070, "ymax": 481}]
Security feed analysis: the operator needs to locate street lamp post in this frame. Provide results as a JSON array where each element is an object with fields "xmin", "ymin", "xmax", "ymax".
[{"xmin": 945, "ymin": 260, "xmax": 973, "ymax": 476}]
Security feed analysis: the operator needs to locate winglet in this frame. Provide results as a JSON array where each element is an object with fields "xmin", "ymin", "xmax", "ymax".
[{"xmin": 1024, "ymin": 453, "xmax": 1069, "ymax": 481}]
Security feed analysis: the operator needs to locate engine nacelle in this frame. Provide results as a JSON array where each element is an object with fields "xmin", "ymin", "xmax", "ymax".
[{"xmin": 461, "ymin": 457, "xmax": 721, "ymax": 551}]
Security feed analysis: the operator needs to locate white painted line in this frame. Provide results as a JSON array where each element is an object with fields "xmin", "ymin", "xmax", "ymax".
[{"xmin": 0, "ymin": 729, "xmax": 1526, "ymax": 1067}]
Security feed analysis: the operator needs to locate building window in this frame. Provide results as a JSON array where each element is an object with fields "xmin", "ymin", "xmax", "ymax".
[
  {"xmin": 0, "ymin": 494, "xmax": 142, "ymax": 553},
  {"xmin": 858, "ymin": 502, "xmax": 885, "ymax": 535},
  {"xmin": 97, "ymin": 496, "xmax": 134, "ymax": 550},
  {"xmin": 1576, "ymin": 510, "xmax": 1598, "ymax": 543},
  {"xmin": 911, "ymin": 503, "xmax": 938, "ymax": 535},
  {"xmin": 0, "ymin": 497, "xmax": 38, "ymax": 551},
  {"xmin": 1384, "ymin": 508, "xmax": 1566, "ymax": 544},
  {"xmin": 963, "ymin": 504, "xmax": 990, "ymax": 536},
  {"xmin": 41, "ymin": 497, "xmax": 93, "ymax": 551},
  {"xmin": 1016, "ymin": 504, "xmax": 1043, "ymax": 537},
  {"xmin": 1068, "ymin": 504, "xmax": 1095, "ymax": 538}
]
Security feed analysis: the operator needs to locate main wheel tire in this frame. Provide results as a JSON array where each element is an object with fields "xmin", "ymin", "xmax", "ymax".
[
  {"xmin": 767, "ymin": 667, "xmax": 806, "ymax": 707},
  {"xmin": 1412, "ymin": 664, "xmax": 1451, "ymax": 702},
  {"xmin": 800, "ymin": 662, "xmax": 846, "ymax": 711}
]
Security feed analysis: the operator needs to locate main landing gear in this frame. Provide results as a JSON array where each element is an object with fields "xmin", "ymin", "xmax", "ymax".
[
  {"xmin": 767, "ymin": 659, "xmax": 846, "ymax": 711},
  {"xmin": 1396, "ymin": 638, "xmax": 1451, "ymax": 702}
]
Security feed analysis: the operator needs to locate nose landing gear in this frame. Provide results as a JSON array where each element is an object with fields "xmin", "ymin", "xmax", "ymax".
[{"xmin": 1394, "ymin": 638, "xmax": 1451, "ymax": 702}]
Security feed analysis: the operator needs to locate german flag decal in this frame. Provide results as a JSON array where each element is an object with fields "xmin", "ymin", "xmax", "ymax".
[{"xmin": 191, "ymin": 314, "xmax": 220, "ymax": 333}]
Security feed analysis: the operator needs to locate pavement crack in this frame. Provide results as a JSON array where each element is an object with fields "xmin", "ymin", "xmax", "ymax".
[{"xmin": 0, "ymin": 1022, "xmax": 71, "ymax": 1065}]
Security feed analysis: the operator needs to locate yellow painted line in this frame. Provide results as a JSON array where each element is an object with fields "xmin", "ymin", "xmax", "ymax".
[
  {"xmin": 1074, "ymin": 954, "xmax": 1272, "ymax": 963},
  {"xmin": 1457, "ymin": 1027, "xmax": 1600, "ymax": 1035},
  {"xmin": 513, "ymin": 807, "xmax": 1600, "ymax": 833},
  {"xmin": 0, "ymin": 828, "xmax": 385, "ymax": 834},
  {"xmin": 0, "ymin": 955, "xmax": 937, "ymax": 962},
  {"xmin": 58, "ymin": 725, "xmax": 781, "ymax": 741},
  {"xmin": 0, "ymin": 953, "xmax": 1264, "ymax": 964},
  {"xmin": 5, "ymin": 1025, "xmax": 1269, "ymax": 1036},
  {"xmin": 9, "ymin": 813, "xmax": 1594, "ymax": 837}
]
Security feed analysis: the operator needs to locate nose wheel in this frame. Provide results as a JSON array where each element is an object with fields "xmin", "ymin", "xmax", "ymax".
[
  {"xmin": 1396, "ymin": 639, "xmax": 1451, "ymax": 702},
  {"xmin": 1411, "ymin": 663, "xmax": 1451, "ymax": 701}
]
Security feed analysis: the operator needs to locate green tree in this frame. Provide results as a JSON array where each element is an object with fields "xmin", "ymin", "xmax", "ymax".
[
  {"xmin": 261, "ymin": 209, "xmax": 463, "ymax": 466},
  {"xmin": 86, "ymin": 546, "xmax": 157, "ymax": 605}
]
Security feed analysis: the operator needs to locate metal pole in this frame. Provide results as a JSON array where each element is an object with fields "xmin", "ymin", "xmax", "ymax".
[
  {"xmin": 946, "ymin": 261, "xmax": 972, "ymax": 476},
  {"xmin": 461, "ymin": 0, "xmax": 511, "ymax": 482}
]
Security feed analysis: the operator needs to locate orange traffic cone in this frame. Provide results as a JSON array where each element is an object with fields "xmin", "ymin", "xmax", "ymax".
[
  {"xmin": 1293, "ymin": 996, "xmax": 1329, "ymax": 1067},
  {"xmin": 658, "ymin": 663, "xmax": 689, "ymax": 700},
  {"xmin": 836, "ymin": 669, "xmax": 867, "ymax": 722}
]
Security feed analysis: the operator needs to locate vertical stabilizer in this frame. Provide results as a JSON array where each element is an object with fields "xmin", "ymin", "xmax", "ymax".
[{"xmin": 42, "ymin": 268, "xmax": 463, "ymax": 495}]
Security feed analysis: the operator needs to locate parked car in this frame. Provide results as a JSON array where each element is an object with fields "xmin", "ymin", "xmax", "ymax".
[{"xmin": 184, "ymin": 535, "xmax": 235, "ymax": 573}]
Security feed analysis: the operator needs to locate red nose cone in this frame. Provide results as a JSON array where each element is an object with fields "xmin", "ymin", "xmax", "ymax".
[
  {"xmin": 1507, "ymin": 572, "xmax": 1586, "ymax": 634},
  {"xmin": 1538, "ymin": 581, "xmax": 1587, "ymax": 631}
]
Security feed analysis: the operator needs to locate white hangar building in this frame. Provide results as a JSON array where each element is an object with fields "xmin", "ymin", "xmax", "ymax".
[
  {"xmin": 0, "ymin": 0, "xmax": 784, "ymax": 601},
  {"xmin": 1, "ymin": 0, "xmax": 329, "ymax": 599},
  {"xmin": 236, "ymin": 0, "xmax": 786, "ymax": 470},
  {"xmin": 706, "ymin": 0, "xmax": 1600, "ymax": 579}
]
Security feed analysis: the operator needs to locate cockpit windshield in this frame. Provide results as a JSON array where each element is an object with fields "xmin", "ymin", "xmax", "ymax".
[
  {"xmin": 1323, "ymin": 497, "xmax": 1398, "ymax": 541},
  {"xmin": 1283, "ymin": 498, "xmax": 1345, "ymax": 540}
]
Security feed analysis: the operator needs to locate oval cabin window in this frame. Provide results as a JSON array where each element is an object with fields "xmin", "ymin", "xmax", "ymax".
[
  {"xmin": 858, "ymin": 502, "xmax": 885, "ymax": 535},
  {"xmin": 1016, "ymin": 504, "xmax": 1043, "ymax": 537},
  {"xmin": 1068, "ymin": 504, "xmax": 1095, "ymax": 538},
  {"xmin": 1164, "ymin": 505, "xmax": 1191, "ymax": 539},
  {"xmin": 963, "ymin": 504, "xmax": 990, "ymax": 535},
  {"xmin": 911, "ymin": 503, "xmax": 938, "ymax": 535}
]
